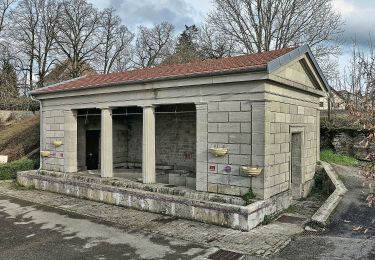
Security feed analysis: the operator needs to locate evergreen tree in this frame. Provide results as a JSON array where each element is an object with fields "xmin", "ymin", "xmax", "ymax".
[
  {"xmin": 0, "ymin": 57, "xmax": 18, "ymax": 105},
  {"xmin": 163, "ymin": 25, "xmax": 202, "ymax": 65}
]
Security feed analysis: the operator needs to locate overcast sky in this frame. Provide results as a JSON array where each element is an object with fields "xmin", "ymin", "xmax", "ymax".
[{"xmin": 88, "ymin": 0, "xmax": 375, "ymax": 70}]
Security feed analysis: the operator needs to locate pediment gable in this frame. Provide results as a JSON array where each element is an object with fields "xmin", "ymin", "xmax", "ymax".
[{"xmin": 272, "ymin": 54, "xmax": 325, "ymax": 92}]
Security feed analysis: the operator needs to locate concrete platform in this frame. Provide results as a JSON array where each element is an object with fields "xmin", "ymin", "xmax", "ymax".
[
  {"xmin": 17, "ymin": 170, "xmax": 292, "ymax": 231},
  {"xmin": 83, "ymin": 168, "xmax": 196, "ymax": 190}
]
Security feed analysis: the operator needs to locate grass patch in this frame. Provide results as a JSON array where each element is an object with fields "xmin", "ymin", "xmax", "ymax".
[
  {"xmin": 261, "ymin": 214, "xmax": 275, "ymax": 225},
  {"xmin": 320, "ymin": 149, "xmax": 359, "ymax": 166},
  {"xmin": 284, "ymin": 204, "xmax": 298, "ymax": 214},
  {"xmin": 0, "ymin": 115, "xmax": 40, "ymax": 162},
  {"xmin": 0, "ymin": 159, "xmax": 35, "ymax": 180}
]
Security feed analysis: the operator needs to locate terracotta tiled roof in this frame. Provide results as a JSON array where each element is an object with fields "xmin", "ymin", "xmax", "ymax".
[{"xmin": 32, "ymin": 47, "xmax": 295, "ymax": 95}]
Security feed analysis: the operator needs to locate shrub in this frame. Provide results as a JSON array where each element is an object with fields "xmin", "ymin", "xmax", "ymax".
[
  {"xmin": 320, "ymin": 149, "xmax": 359, "ymax": 166},
  {"xmin": 242, "ymin": 188, "xmax": 256, "ymax": 205},
  {"xmin": 0, "ymin": 159, "xmax": 35, "ymax": 180}
]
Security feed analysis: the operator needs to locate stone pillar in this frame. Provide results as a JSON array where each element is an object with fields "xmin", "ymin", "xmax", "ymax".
[
  {"xmin": 64, "ymin": 110, "xmax": 78, "ymax": 173},
  {"xmin": 251, "ymin": 102, "xmax": 269, "ymax": 199},
  {"xmin": 316, "ymin": 109, "xmax": 320, "ymax": 162},
  {"xmin": 101, "ymin": 108, "xmax": 113, "ymax": 178},
  {"xmin": 195, "ymin": 103, "xmax": 208, "ymax": 192},
  {"xmin": 142, "ymin": 106, "xmax": 156, "ymax": 184}
]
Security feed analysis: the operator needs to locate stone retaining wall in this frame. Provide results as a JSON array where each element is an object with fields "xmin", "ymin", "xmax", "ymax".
[
  {"xmin": 321, "ymin": 128, "xmax": 375, "ymax": 160},
  {"xmin": 0, "ymin": 110, "xmax": 35, "ymax": 122}
]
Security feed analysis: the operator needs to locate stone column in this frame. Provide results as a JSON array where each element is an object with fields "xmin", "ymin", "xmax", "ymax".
[
  {"xmin": 195, "ymin": 103, "xmax": 208, "ymax": 192},
  {"xmin": 64, "ymin": 110, "xmax": 78, "ymax": 173},
  {"xmin": 142, "ymin": 106, "xmax": 156, "ymax": 184},
  {"xmin": 101, "ymin": 108, "xmax": 113, "ymax": 178}
]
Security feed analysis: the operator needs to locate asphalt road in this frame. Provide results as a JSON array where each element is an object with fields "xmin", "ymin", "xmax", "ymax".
[
  {"xmin": 0, "ymin": 194, "xmax": 215, "ymax": 260},
  {"xmin": 1, "ymin": 164, "xmax": 374, "ymax": 260},
  {"xmin": 274, "ymin": 165, "xmax": 375, "ymax": 260}
]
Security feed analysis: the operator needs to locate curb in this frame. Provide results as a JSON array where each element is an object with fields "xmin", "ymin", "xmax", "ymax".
[{"xmin": 311, "ymin": 162, "xmax": 347, "ymax": 226}]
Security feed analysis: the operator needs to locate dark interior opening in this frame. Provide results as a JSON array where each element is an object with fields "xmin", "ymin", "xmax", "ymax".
[{"xmin": 86, "ymin": 130, "xmax": 100, "ymax": 170}]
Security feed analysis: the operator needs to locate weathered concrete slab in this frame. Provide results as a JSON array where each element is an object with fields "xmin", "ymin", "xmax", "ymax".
[{"xmin": 17, "ymin": 170, "xmax": 291, "ymax": 231}]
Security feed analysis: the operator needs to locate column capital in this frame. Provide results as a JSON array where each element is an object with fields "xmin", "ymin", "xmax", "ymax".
[
  {"xmin": 98, "ymin": 107, "xmax": 113, "ymax": 111},
  {"xmin": 138, "ymin": 104, "xmax": 156, "ymax": 108},
  {"xmin": 195, "ymin": 102, "xmax": 208, "ymax": 111},
  {"xmin": 194, "ymin": 102, "xmax": 208, "ymax": 106},
  {"xmin": 63, "ymin": 109, "xmax": 77, "ymax": 116}
]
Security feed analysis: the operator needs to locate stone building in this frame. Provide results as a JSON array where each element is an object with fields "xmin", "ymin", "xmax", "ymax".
[{"xmin": 19, "ymin": 45, "xmax": 329, "ymax": 230}]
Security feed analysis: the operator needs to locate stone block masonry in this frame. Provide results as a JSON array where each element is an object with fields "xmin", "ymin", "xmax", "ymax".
[
  {"xmin": 206, "ymin": 100, "xmax": 254, "ymax": 197},
  {"xmin": 42, "ymin": 109, "xmax": 66, "ymax": 172},
  {"xmin": 127, "ymin": 113, "xmax": 196, "ymax": 172},
  {"xmin": 264, "ymin": 87, "xmax": 319, "ymax": 199}
]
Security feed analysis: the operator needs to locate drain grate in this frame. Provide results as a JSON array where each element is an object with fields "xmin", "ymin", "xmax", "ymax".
[
  {"xmin": 208, "ymin": 249, "xmax": 243, "ymax": 260},
  {"xmin": 276, "ymin": 215, "xmax": 306, "ymax": 224},
  {"xmin": 151, "ymin": 217, "xmax": 177, "ymax": 224}
]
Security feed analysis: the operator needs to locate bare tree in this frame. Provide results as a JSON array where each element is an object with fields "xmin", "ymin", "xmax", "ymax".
[
  {"xmin": 208, "ymin": 0, "xmax": 342, "ymax": 59},
  {"xmin": 35, "ymin": 0, "xmax": 60, "ymax": 88},
  {"xmin": 339, "ymin": 37, "xmax": 375, "ymax": 234},
  {"xmin": 344, "ymin": 42, "xmax": 365, "ymax": 108},
  {"xmin": 9, "ymin": 0, "xmax": 60, "ymax": 91},
  {"xmin": 134, "ymin": 22, "xmax": 175, "ymax": 68},
  {"xmin": 56, "ymin": 0, "xmax": 102, "ymax": 78},
  {"xmin": 98, "ymin": 8, "xmax": 134, "ymax": 74},
  {"xmin": 198, "ymin": 23, "xmax": 239, "ymax": 59},
  {"xmin": 9, "ymin": 0, "xmax": 40, "ymax": 91},
  {"xmin": 0, "ymin": 0, "xmax": 16, "ymax": 36}
]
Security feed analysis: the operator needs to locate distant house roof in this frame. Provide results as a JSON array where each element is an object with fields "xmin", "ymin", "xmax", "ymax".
[{"xmin": 31, "ymin": 45, "xmax": 328, "ymax": 95}]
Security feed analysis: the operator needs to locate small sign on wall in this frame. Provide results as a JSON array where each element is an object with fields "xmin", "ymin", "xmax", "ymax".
[
  {"xmin": 224, "ymin": 165, "xmax": 231, "ymax": 173},
  {"xmin": 0, "ymin": 155, "xmax": 8, "ymax": 164},
  {"xmin": 209, "ymin": 164, "xmax": 216, "ymax": 172}
]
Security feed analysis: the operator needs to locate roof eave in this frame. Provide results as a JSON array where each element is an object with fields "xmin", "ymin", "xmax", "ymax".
[
  {"xmin": 30, "ymin": 74, "xmax": 88, "ymax": 96},
  {"xmin": 30, "ymin": 65, "xmax": 268, "ymax": 97}
]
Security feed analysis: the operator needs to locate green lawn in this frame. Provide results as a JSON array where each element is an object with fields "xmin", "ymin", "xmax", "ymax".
[{"xmin": 320, "ymin": 149, "xmax": 359, "ymax": 166}]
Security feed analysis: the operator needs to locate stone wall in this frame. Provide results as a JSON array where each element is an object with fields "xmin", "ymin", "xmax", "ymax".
[
  {"xmin": 127, "ymin": 113, "xmax": 196, "ymax": 171},
  {"xmin": 0, "ymin": 110, "xmax": 35, "ymax": 122},
  {"xmin": 42, "ymin": 109, "xmax": 65, "ymax": 172},
  {"xmin": 264, "ymin": 99, "xmax": 318, "ymax": 199},
  {"xmin": 113, "ymin": 116, "xmax": 128, "ymax": 165},
  {"xmin": 321, "ymin": 129, "xmax": 374, "ymax": 160},
  {"xmin": 74, "ymin": 112, "xmax": 196, "ymax": 172}
]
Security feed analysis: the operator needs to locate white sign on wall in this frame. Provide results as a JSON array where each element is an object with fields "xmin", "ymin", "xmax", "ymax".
[{"xmin": 0, "ymin": 155, "xmax": 8, "ymax": 164}]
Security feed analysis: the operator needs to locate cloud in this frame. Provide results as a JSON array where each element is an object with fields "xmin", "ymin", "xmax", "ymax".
[
  {"xmin": 333, "ymin": 0, "xmax": 375, "ymax": 47},
  {"xmin": 88, "ymin": 0, "xmax": 214, "ymax": 32},
  {"xmin": 89, "ymin": 0, "xmax": 207, "ymax": 31},
  {"xmin": 332, "ymin": 0, "xmax": 357, "ymax": 15}
]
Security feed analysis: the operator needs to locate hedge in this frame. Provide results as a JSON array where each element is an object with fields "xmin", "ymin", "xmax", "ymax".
[{"xmin": 0, "ymin": 159, "xmax": 35, "ymax": 180}]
